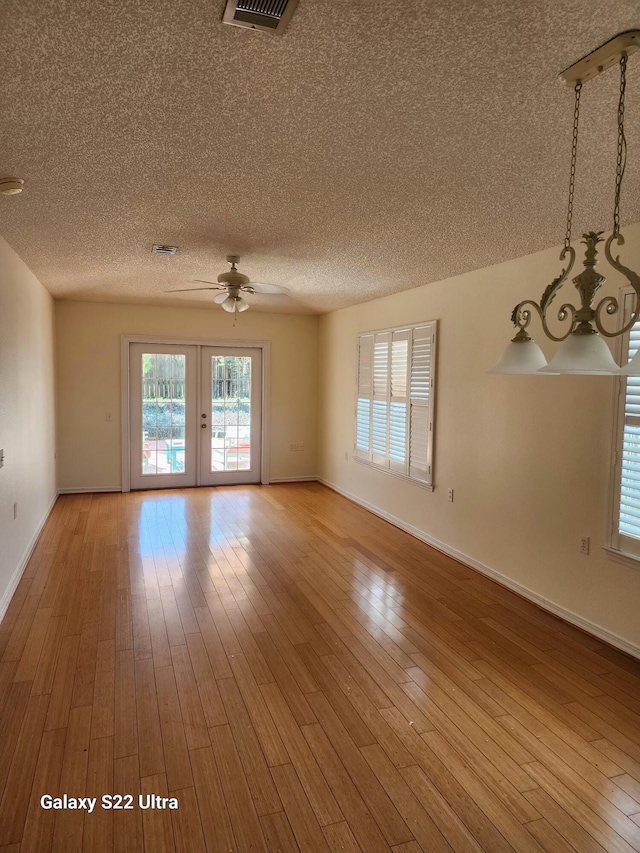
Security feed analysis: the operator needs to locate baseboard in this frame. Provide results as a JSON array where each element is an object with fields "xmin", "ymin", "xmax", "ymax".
[
  {"xmin": 0, "ymin": 490, "xmax": 58, "ymax": 624},
  {"xmin": 268, "ymin": 476, "xmax": 319, "ymax": 484},
  {"xmin": 58, "ymin": 486, "xmax": 121, "ymax": 494},
  {"xmin": 318, "ymin": 478, "xmax": 640, "ymax": 662}
]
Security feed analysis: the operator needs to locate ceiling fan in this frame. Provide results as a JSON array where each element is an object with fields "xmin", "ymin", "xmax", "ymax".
[{"xmin": 165, "ymin": 255, "xmax": 289, "ymax": 314}]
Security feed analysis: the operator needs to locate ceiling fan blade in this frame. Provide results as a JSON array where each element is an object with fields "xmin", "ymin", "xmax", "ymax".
[
  {"xmin": 246, "ymin": 291, "xmax": 292, "ymax": 301},
  {"xmin": 192, "ymin": 279, "xmax": 225, "ymax": 288},
  {"xmin": 164, "ymin": 286, "xmax": 220, "ymax": 292},
  {"xmin": 246, "ymin": 283, "xmax": 290, "ymax": 294},
  {"xmin": 214, "ymin": 292, "xmax": 229, "ymax": 304}
]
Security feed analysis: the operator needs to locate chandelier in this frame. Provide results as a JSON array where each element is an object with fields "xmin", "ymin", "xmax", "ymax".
[{"xmin": 489, "ymin": 31, "xmax": 640, "ymax": 376}]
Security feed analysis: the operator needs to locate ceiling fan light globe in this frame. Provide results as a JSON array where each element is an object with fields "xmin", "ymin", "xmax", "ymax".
[
  {"xmin": 236, "ymin": 297, "xmax": 250, "ymax": 312},
  {"xmin": 220, "ymin": 296, "xmax": 236, "ymax": 312}
]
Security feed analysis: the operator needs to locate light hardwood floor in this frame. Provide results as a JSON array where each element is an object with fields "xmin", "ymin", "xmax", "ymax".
[{"xmin": 1, "ymin": 483, "xmax": 640, "ymax": 852}]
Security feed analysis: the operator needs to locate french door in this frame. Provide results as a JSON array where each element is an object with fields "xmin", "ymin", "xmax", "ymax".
[
  {"xmin": 128, "ymin": 342, "xmax": 262, "ymax": 490},
  {"xmin": 200, "ymin": 347, "xmax": 262, "ymax": 486}
]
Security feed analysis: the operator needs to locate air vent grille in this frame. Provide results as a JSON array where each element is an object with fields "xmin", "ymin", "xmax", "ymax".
[
  {"xmin": 223, "ymin": 0, "xmax": 298, "ymax": 34},
  {"xmin": 152, "ymin": 245, "xmax": 178, "ymax": 255},
  {"xmin": 238, "ymin": 0, "xmax": 289, "ymax": 18}
]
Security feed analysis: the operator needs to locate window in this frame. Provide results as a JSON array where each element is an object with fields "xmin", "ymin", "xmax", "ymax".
[
  {"xmin": 355, "ymin": 321, "xmax": 437, "ymax": 487},
  {"xmin": 613, "ymin": 292, "xmax": 640, "ymax": 558}
]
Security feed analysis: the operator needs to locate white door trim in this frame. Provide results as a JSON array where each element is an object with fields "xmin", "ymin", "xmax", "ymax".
[{"xmin": 120, "ymin": 334, "xmax": 271, "ymax": 492}]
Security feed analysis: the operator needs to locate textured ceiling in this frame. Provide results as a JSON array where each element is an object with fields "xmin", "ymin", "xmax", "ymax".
[{"xmin": 1, "ymin": 0, "xmax": 640, "ymax": 314}]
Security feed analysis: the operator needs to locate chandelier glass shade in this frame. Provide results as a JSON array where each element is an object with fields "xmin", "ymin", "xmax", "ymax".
[
  {"xmin": 486, "ymin": 330, "xmax": 549, "ymax": 374},
  {"xmin": 489, "ymin": 32, "xmax": 640, "ymax": 376}
]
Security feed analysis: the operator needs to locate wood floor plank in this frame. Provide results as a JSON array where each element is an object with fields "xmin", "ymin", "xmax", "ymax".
[
  {"xmin": 261, "ymin": 680, "xmax": 344, "ymax": 826},
  {"xmin": 91, "ymin": 638, "xmax": 116, "ymax": 740},
  {"xmin": 254, "ymin": 627, "xmax": 317, "ymax": 725},
  {"xmin": 0, "ymin": 693, "xmax": 50, "ymax": 846},
  {"xmin": 323, "ymin": 820, "xmax": 363, "ymax": 853},
  {"xmin": 155, "ymin": 663, "xmax": 193, "ymax": 791},
  {"xmin": 135, "ymin": 658, "xmax": 165, "ymax": 778},
  {"xmin": 499, "ymin": 715, "xmax": 640, "ymax": 815},
  {"xmin": 46, "ymin": 633, "xmax": 81, "ymax": 731},
  {"xmin": 302, "ymin": 721, "xmax": 397, "ymax": 853},
  {"xmin": 208, "ymin": 724, "xmax": 270, "ymax": 853},
  {"xmin": 423, "ymin": 730, "xmax": 547, "ymax": 853},
  {"xmin": 170, "ymin": 786, "xmax": 207, "ymax": 853},
  {"xmin": 0, "ymin": 680, "xmax": 32, "ymax": 801},
  {"xmin": 269, "ymin": 763, "xmax": 333, "ymax": 853},
  {"xmin": 83, "ymin": 736, "xmax": 114, "ymax": 853},
  {"xmin": 19, "ymin": 726, "xmax": 67, "ymax": 853},
  {"xmin": 217, "ymin": 676, "xmax": 283, "ymax": 816},
  {"xmin": 190, "ymin": 746, "xmax": 236, "ymax": 853},
  {"xmin": 307, "ymin": 691, "xmax": 413, "ymax": 847},
  {"xmin": 259, "ymin": 810, "xmax": 300, "ymax": 853},
  {"xmin": 185, "ymin": 632, "xmax": 227, "ymax": 728},
  {"xmin": 524, "ymin": 760, "xmax": 640, "ymax": 853},
  {"xmin": 360, "ymin": 744, "xmax": 455, "ymax": 853},
  {"xmin": 140, "ymin": 773, "xmax": 174, "ymax": 853},
  {"xmin": 52, "ymin": 704, "xmax": 92, "ymax": 852},
  {"xmin": 228, "ymin": 652, "xmax": 289, "ymax": 766},
  {"xmin": 113, "ymin": 754, "xmax": 143, "ymax": 853}
]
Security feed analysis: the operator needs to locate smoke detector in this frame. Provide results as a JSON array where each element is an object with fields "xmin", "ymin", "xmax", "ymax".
[
  {"xmin": 152, "ymin": 244, "xmax": 178, "ymax": 256},
  {"xmin": 222, "ymin": 0, "xmax": 299, "ymax": 35},
  {"xmin": 0, "ymin": 178, "xmax": 24, "ymax": 196}
]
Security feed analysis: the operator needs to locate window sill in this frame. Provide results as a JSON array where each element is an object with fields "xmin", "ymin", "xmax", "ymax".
[
  {"xmin": 353, "ymin": 456, "xmax": 434, "ymax": 491},
  {"xmin": 602, "ymin": 545, "xmax": 640, "ymax": 572}
]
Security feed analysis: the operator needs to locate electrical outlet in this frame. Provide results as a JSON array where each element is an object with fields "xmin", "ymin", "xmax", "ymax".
[
  {"xmin": 0, "ymin": 449, "xmax": 4, "ymax": 468},
  {"xmin": 447, "ymin": 488, "xmax": 454, "ymax": 502},
  {"xmin": 13, "ymin": 502, "xmax": 17, "ymax": 519},
  {"xmin": 290, "ymin": 442, "xmax": 297, "ymax": 451},
  {"xmin": 579, "ymin": 536, "xmax": 590, "ymax": 555},
  {"xmin": 298, "ymin": 443, "xmax": 304, "ymax": 452},
  {"xmin": 106, "ymin": 412, "xmax": 113, "ymax": 422}
]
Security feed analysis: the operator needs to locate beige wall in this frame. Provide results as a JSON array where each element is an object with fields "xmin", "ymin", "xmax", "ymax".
[
  {"xmin": 0, "ymin": 237, "xmax": 56, "ymax": 614},
  {"xmin": 319, "ymin": 223, "xmax": 640, "ymax": 654},
  {"xmin": 56, "ymin": 301, "xmax": 318, "ymax": 491}
]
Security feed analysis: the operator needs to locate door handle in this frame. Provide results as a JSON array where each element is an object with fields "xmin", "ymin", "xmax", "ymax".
[{"xmin": 201, "ymin": 423, "xmax": 207, "ymax": 429}]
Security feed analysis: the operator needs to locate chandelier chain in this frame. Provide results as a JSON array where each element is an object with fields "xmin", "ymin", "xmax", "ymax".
[
  {"xmin": 565, "ymin": 81, "xmax": 582, "ymax": 250},
  {"xmin": 613, "ymin": 53, "xmax": 627, "ymax": 236}
]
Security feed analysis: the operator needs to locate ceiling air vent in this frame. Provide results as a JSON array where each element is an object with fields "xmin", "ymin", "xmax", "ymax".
[
  {"xmin": 222, "ymin": 0, "xmax": 298, "ymax": 35},
  {"xmin": 152, "ymin": 244, "xmax": 178, "ymax": 256}
]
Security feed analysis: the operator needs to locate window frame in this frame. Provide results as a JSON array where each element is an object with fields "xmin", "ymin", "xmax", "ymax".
[
  {"xmin": 608, "ymin": 287, "xmax": 640, "ymax": 569},
  {"xmin": 354, "ymin": 320, "xmax": 437, "ymax": 490}
]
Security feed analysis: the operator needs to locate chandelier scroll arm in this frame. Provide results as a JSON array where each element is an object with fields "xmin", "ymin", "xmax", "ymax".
[
  {"xmin": 596, "ymin": 233, "xmax": 640, "ymax": 337},
  {"xmin": 539, "ymin": 246, "xmax": 576, "ymax": 314}
]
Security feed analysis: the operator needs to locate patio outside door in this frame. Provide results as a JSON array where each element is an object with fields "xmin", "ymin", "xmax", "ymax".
[
  {"xmin": 129, "ymin": 343, "xmax": 198, "ymax": 489},
  {"xmin": 200, "ymin": 347, "xmax": 262, "ymax": 486}
]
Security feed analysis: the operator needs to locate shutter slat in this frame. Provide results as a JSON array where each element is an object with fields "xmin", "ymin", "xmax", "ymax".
[{"xmin": 389, "ymin": 402, "xmax": 407, "ymax": 464}]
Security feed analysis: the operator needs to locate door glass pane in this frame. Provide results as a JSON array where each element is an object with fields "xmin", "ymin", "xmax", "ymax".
[
  {"xmin": 142, "ymin": 353, "xmax": 186, "ymax": 475},
  {"xmin": 211, "ymin": 356, "xmax": 251, "ymax": 472}
]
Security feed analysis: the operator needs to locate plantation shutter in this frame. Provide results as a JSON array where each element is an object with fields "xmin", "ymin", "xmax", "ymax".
[
  {"xmin": 355, "ymin": 320, "xmax": 436, "ymax": 486},
  {"xmin": 619, "ymin": 321, "xmax": 640, "ymax": 544},
  {"xmin": 356, "ymin": 334, "xmax": 374, "ymax": 460},
  {"xmin": 409, "ymin": 325, "xmax": 434, "ymax": 483}
]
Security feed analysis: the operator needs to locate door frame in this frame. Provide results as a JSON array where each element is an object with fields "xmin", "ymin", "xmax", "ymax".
[{"xmin": 120, "ymin": 334, "xmax": 271, "ymax": 492}]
